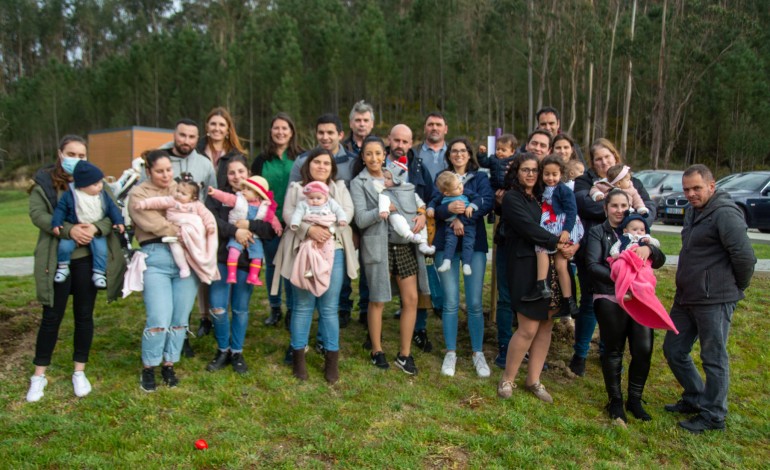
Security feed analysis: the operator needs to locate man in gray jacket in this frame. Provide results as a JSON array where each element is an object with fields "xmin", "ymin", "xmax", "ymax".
[
  {"xmin": 663, "ymin": 164, "xmax": 756, "ymax": 434},
  {"xmin": 151, "ymin": 118, "xmax": 217, "ymax": 199}
]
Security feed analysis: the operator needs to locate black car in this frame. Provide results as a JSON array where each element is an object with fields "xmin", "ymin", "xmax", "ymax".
[{"xmin": 657, "ymin": 172, "xmax": 770, "ymax": 231}]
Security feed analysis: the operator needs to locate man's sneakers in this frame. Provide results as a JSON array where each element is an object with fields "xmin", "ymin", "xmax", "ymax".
[
  {"xmin": 26, "ymin": 375, "xmax": 48, "ymax": 402},
  {"xmin": 412, "ymin": 330, "xmax": 433, "ymax": 353},
  {"xmin": 72, "ymin": 371, "xmax": 92, "ymax": 397},
  {"xmin": 679, "ymin": 415, "xmax": 725, "ymax": 434},
  {"xmin": 371, "ymin": 351, "xmax": 390, "ymax": 370},
  {"xmin": 394, "ymin": 354, "xmax": 418, "ymax": 375},
  {"xmin": 664, "ymin": 399, "xmax": 701, "ymax": 414}
]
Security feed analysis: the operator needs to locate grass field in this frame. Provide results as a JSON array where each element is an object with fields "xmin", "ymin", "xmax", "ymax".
[
  {"xmin": 0, "ymin": 190, "xmax": 40, "ymax": 257},
  {"xmin": 2, "ymin": 191, "xmax": 769, "ymax": 467}
]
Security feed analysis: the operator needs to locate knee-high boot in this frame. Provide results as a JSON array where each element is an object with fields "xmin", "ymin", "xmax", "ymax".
[
  {"xmin": 601, "ymin": 352, "xmax": 627, "ymax": 422},
  {"xmin": 626, "ymin": 381, "xmax": 652, "ymax": 421}
]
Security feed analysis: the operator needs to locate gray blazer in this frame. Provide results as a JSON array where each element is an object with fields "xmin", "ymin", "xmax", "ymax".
[{"xmin": 351, "ymin": 168, "xmax": 429, "ymax": 302}]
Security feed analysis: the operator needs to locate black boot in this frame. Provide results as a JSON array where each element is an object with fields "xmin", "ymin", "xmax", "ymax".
[
  {"xmin": 284, "ymin": 309, "xmax": 292, "ymax": 331},
  {"xmin": 521, "ymin": 280, "xmax": 551, "ymax": 302},
  {"xmin": 197, "ymin": 318, "xmax": 212, "ymax": 337},
  {"xmin": 566, "ymin": 297, "xmax": 579, "ymax": 317},
  {"xmin": 626, "ymin": 382, "xmax": 652, "ymax": 421},
  {"xmin": 182, "ymin": 338, "xmax": 195, "ymax": 358},
  {"xmin": 568, "ymin": 354, "xmax": 586, "ymax": 377},
  {"xmin": 264, "ymin": 307, "xmax": 283, "ymax": 326},
  {"xmin": 339, "ymin": 310, "xmax": 351, "ymax": 329},
  {"xmin": 601, "ymin": 351, "xmax": 626, "ymax": 423}
]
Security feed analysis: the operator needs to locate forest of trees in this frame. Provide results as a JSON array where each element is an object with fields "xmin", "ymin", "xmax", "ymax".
[{"xmin": 1, "ymin": 0, "xmax": 769, "ymax": 176}]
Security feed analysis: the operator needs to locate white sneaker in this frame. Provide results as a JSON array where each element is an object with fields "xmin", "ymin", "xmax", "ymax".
[
  {"xmin": 473, "ymin": 352, "xmax": 491, "ymax": 378},
  {"xmin": 92, "ymin": 273, "xmax": 107, "ymax": 289},
  {"xmin": 26, "ymin": 375, "xmax": 47, "ymax": 402},
  {"xmin": 462, "ymin": 264, "xmax": 472, "ymax": 276},
  {"xmin": 441, "ymin": 352, "xmax": 457, "ymax": 377},
  {"xmin": 72, "ymin": 371, "xmax": 92, "ymax": 398},
  {"xmin": 437, "ymin": 259, "xmax": 452, "ymax": 273},
  {"xmin": 54, "ymin": 265, "xmax": 70, "ymax": 283},
  {"xmin": 161, "ymin": 236, "xmax": 178, "ymax": 243},
  {"xmin": 418, "ymin": 243, "xmax": 436, "ymax": 255}
]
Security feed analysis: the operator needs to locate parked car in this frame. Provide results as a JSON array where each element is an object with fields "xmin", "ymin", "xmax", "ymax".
[
  {"xmin": 634, "ymin": 169, "xmax": 684, "ymax": 205},
  {"xmin": 657, "ymin": 171, "xmax": 770, "ymax": 231}
]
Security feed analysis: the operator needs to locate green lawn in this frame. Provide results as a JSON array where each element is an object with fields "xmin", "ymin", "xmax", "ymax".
[
  {"xmin": 0, "ymin": 190, "xmax": 40, "ymax": 257},
  {"xmin": 655, "ymin": 232, "xmax": 770, "ymax": 259},
  {"xmin": 1, "ymin": 269, "xmax": 769, "ymax": 467}
]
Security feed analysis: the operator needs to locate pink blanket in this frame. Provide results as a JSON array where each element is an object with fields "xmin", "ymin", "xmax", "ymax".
[
  {"xmin": 289, "ymin": 213, "xmax": 337, "ymax": 296},
  {"xmin": 609, "ymin": 250, "xmax": 678, "ymax": 333}
]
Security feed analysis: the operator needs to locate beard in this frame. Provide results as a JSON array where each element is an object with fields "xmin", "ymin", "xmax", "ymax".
[{"xmin": 174, "ymin": 143, "xmax": 193, "ymax": 156}]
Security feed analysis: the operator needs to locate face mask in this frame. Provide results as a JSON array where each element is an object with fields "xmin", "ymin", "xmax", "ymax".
[{"xmin": 61, "ymin": 155, "xmax": 81, "ymax": 175}]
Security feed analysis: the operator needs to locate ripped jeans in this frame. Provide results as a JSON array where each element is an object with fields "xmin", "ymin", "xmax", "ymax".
[
  {"xmin": 209, "ymin": 263, "xmax": 254, "ymax": 353},
  {"xmin": 141, "ymin": 243, "xmax": 199, "ymax": 366}
]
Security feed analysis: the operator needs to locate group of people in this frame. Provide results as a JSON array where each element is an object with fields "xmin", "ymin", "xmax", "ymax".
[{"xmin": 25, "ymin": 102, "xmax": 755, "ymax": 434}]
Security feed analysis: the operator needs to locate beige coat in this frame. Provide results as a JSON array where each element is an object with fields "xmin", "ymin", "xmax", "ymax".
[{"xmin": 271, "ymin": 180, "xmax": 358, "ymax": 296}]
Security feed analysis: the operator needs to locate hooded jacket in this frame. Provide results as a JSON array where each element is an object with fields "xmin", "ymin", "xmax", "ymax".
[{"xmin": 674, "ymin": 190, "xmax": 756, "ymax": 305}]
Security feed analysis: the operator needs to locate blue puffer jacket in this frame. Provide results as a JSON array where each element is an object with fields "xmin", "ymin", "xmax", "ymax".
[
  {"xmin": 51, "ymin": 185, "xmax": 124, "ymax": 228},
  {"xmin": 432, "ymin": 170, "xmax": 494, "ymax": 253},
  {"xmin": 478, "ymin": 152, "xmax": 516, "ymax": 191}
]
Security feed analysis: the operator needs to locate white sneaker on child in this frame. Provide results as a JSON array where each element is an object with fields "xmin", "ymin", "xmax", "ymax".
[
  {"xmin": 304, "ymin": 270, "xmax": 314, "ymax": 278},
  {"xmin": 462, "ymin": 264, "xmax": 472, "ymax": 276},
  {"xmin": 92, "ymin": 273, "xmax": 107, "ymax": 289},
  {"xmin": 437, "ymin": 259, "xmax": 452, "ymax": 273},
  {"xmin": 408, "ymin": 233, "xmax": 425, "ymax": 244},
  {"xmin": 54, "ymin": 265, "xmax": 70, "ymax": 283},
  {"xmin": 26, "ymin": 375, "xmax": 47, "ymax": 402},
  {"xmin": 72, "ymin": 371, "xmax": 92, "ymax": 397},
  {"xmin": 472, "ymin": 352, "xmax": 491, "ymax": 378},
  {"xmin": 441, "ymin": 352, "xmax": 457, "ymax": 377},
  {"xmin": 418, "ymin": 243, "xmax": 436, "ymax": 255}
]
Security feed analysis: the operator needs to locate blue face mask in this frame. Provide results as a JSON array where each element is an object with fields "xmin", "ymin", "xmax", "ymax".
[{"xmin": 61, "ymin": 156, "xmax": 82, "ymax": 175}]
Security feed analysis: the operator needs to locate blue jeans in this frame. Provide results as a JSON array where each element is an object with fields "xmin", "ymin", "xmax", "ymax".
[
  {"xmin": 227, "ymin": 237, "xmax": 264, "ymax": 260},
  {"xmin": 209, "ymin": 263, "xmax": 254, "ymax": 352},
  {"xmin": 291, "ymin": 250, "xmax": 344, "ymax": 352},
  {"xmin": 442, "ymin": 219, "xmax": 477, "ymax": 267},
  {"xmin": 264, "ymin": 235, "xmax": 293, "ymax": 310},
  {"xmin": 436, "ymin": 250, "xmax": 486, "ymax": 352},
  {"xmin": 573, "ymin": 261, "xmax": 597, "ymax": 358},
  {"xmin": 141, "ymin": 244, "xmax": 199, "ymax": 366},
  {"xmin": 663, "ymin": 301, "xmax": 735, "ymax": 422},
  {"xmin": 494, "ymin": 242, "xmax": 514, "ymax": 348},
  {"xmin": 58, "ymin": 236, "xmax": 107, "ymax": 274}
]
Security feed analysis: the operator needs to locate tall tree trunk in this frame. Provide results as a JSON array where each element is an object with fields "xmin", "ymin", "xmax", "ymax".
[
  {"xmin": 584, "ymin": 62, "xmax": 594, "ymax": 150},
  {"xmin": 621, "ymin": 0, "xmax": 637, "ymax": 159},
  {"xmin": 650, "ymin": 0, "xmax": 668, "ymax": 169},
  {"xmin": 602, "ymin": 1, "xmax": 620, "ymax": 137},
  {"xmin": 527, "ymin": 0, "xmax": 534, "ymax": 130},
  {"xmin": 439, "ymin": 26, "xmax": 445, "ymax": 111}
]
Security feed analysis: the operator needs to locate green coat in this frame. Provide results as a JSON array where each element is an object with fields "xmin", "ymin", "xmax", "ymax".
[{"xmin": 30, "ymin": 166, "xmax": 127, "ymax": 306}]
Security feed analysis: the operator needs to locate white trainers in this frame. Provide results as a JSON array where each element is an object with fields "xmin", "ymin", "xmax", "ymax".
[
  {"xmin": 473, "ymin": 352, "xmax": 491, "ymax": 378},
  {"xmin": 72, "ymin": 371, "xmax": 92, "ymax": 397},
  {"xmin": 54, "ymin": 265, "xmax": 70, "ymax": 283},
  {"xmin": 92, "ymin": 273, "xmax": 107, "ymax": 289},
  {"xmin": 26, "ymin": 375, "xmax": 47, "ymax": 402},
  {"xmin": 441, "ymin": 352, "xmax": 457, "ymax": 377}
]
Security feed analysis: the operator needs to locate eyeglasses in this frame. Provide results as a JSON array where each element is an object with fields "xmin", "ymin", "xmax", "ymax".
[
  {"xmin": 450, "ymin": 148, "xmax": 469, "ymax": 155},
  {"xmin": 519, "ymin": 168, "xmax": 538, "ymax": 175}
]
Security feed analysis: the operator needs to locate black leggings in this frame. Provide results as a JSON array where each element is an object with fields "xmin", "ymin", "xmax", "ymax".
[
  {"xmin": 33, "ymin": 256, "xmax": 98, "ymax": 366},
  {"xmin": 594, "ymin": 298, "xmax": 653, "ymax": 401}
]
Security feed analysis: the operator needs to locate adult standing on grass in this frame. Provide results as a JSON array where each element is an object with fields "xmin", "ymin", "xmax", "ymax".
[
  {"xmin": 569, "ymin": 138, "xmax": 654, "ymax": 377},
  {"xmin": 273, "ymin": 149, "xmax": 357, "ymax": 384},
  {"xmin": 496, "ymin": 153, "xmax": 578, "ymax": 403},
  {"xmin": 351, "ymin": 136, "xmax": 426, "ymax": 375},
  {"xmin": 430, "ymin": 138, "xmax": 494, "ymax": 378},
  {"xmin": 585, "ymin": 189, "xmax": 666, "ymax": 423},
  {"xmin": 251, "ymin": 112, "xmax": 303, "ymax": 328},
  {"xmin": 662, "ymin": 164, "xmax": 756, "ymax": 434},
  {"xmin": 204, "ymin": 156, "xmax": 277, "ymax": 374},
  {"xmin": 194, "ymin": 108, "xmax": 248, "ymax": 337},
  {"xmin": 26, "ymin": 135, "xmax": 127, "ymax": 402},
  {"xmin": 129, "ymin": 149, "xmax": 200, "ymax": 392}
]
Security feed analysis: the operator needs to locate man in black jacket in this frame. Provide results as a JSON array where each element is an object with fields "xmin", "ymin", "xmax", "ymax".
[{"xmin": 663, "ymin": 164, "xmax": 756, "ymax": 434}]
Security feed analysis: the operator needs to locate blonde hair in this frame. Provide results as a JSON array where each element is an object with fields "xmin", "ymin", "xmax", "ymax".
[{"xmin": 436, "ymin": 172, "xmax": 460, "ymax": 193}]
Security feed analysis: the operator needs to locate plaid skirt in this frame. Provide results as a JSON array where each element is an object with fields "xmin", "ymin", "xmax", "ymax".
[{"xmin": 388, "ymin": 243, "xmax": 418, "ymax": 278}]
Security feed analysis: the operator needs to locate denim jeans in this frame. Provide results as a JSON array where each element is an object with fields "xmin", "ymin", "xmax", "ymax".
[
  {"xmin": 264, "ymin": 235, "xmax": 293, "ymax": 310},
  {"xmin": 573, "ymin": 261, "xmax": 597, "ymax": 358},
  {"xmin": 663, "ymin": 301, "xmax": 735, "ymax": 422},
  {"xmin": 141, "ymin": 243, "xmax": 199, "ymax": 366},
  {"xmin": 436, "ymin": 250, "xmax": 486, "ymax": 352},
  {"xmin": 227, "ymin": 237, "xmax": 265, "ymax": 260},
  {"xmin": 291, "ymin": 249, "xmax": 344, "ymax": 352},
  {"xmin": 33, "ymin": 256, "xmax": 97, "ymax": 366},
  {"xmin": 209, "ymin": 263, "xmax": 254, "ymax": 352},
  {"xmin": 58, "ymin": 236, "xmax": 108, "ymax": 274},
  {"xmin": 494, "ymin": 242, "xmax": 514, "ymax": 348}
]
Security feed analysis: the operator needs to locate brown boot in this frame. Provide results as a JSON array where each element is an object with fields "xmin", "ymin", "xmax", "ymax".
[
  {"xmin": 292, "ymin": 348, "xmax": 308, "ymax": 380},
  {"xmin": 324, "ymin": 351, "xmax": 339, "ymax": 384}
]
